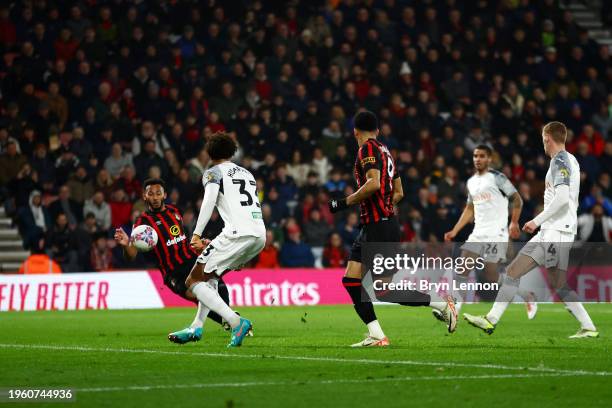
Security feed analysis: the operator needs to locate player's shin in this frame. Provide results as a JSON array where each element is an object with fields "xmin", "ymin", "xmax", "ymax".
[
  {"xmin": 342, "ymin": 277, "xmax": 383, "ymax": 337},
  {"xmin": 485, "ymin": 275, "xmax": 520, "ymax": 324},
  {"xmin": 191, "ymin": 279, "xmax": 241, "ymax": 329},
  {"xmin": 190, "ymin": 302, "xmax": 210, "ymax": 329},
  {"xmin": 558, "ymin": 286, "xmax": 597, "ymax": 331},
  {"xmin": 207, "ymin": 279, "xmax": 230, "ymax": 325}
]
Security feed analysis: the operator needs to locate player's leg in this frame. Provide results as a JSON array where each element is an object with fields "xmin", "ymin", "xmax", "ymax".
[
  {"xmin": 501, "ymin": 241, "xmax": 537, "ymax": 319},
  {"xmin": 547, "ymin": 267, "xmax": 598, "ymax": 338},
  {"xmin": 464, "ymin": 253, "xmax": 537, "ymax": 333},
  {"xmin": 496, "ymin": 265, "xmax": 538, "ymax": 320},
  {"xmin": 343, "ymin": 259, "xmax": 389, "ymax": 346},
  {"xmin": 186, "ymin": 262, "xmax": 250, "ymax": 347},
  {"xmin": 186, "ymin": 235, "xmax": 263, "ymax": 347}
]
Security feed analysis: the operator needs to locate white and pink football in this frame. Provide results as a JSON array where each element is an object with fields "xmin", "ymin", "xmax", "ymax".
[{"xmin": 130, "ymin": 225, "xmax": 158, "ymax": 252}]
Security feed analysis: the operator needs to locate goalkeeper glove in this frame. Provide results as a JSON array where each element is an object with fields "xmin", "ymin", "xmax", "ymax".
[{"xmin": 328, "ymin": 197, "xmax": 349, "ymax": 213}]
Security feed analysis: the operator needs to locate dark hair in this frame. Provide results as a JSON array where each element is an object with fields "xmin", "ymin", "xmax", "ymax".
[
  {"xmin": 205, "ymin": 131, "xmax": 237, "ymax": 160},
  {"xmin": 143, "ymin": 178, "xmax": 166, "ymax": 191},
  {"xmin": 353, "ymin": 110, "xmax": 378, "ymax": 132},
  {"xmin": 474, "ymin": 144, "xmax": 492, "ymax": 156}
]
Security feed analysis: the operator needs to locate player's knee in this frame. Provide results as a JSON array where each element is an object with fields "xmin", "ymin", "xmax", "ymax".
[{"xmin": 344, "ymin": 261, "xmax": 361, "ymax": 279}]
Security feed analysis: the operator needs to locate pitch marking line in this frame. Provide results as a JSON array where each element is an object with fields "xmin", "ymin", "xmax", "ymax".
[
  {"xmin": 78, "ymin": 373, "xmax": 577, "ymax": 393},
  {"xmin": 1, "ymin": 343, "xmax": 610, "ymax": 377}
]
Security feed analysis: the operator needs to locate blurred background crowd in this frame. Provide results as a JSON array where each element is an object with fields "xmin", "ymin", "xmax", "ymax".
[{"xmin": 0, "ymin": 0, "xmax": 611, "ymax": 272}]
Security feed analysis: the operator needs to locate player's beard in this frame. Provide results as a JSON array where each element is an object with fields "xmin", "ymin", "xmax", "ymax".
[{"xmin": 147, "ymin": 201, "xmax": 164, "ymax": 212}]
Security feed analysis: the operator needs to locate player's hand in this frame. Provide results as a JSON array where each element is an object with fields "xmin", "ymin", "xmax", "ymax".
[
  {"xmin": 509, "ymin": 222, "xmax": 520, "ymax": 239},
  {"xmin": 328, "ymin": 197, "xmax": 348, "ymax": 213},
  {"xmin": 190, "ymin": 235, "xmax": 205, "ymax": 252},
  {"xmin": 522, "ymin": 220, "xmax": 537, "ymax": 234},
  {"xmin": 114, "ymin": 228, "xmax": 130, "ymax": 247},
  {"xmin": 444, "ymin": 230, "xmax": 457, "ymax": 242}
]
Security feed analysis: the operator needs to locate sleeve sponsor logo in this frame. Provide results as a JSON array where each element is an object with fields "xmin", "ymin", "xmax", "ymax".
[{"xmin": 360, "ymin": 156, "xmax": 376, "ymax": 166}]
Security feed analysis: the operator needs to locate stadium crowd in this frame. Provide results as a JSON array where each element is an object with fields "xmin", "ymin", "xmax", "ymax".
[{"xmin": 0, "ymin": 0, "xmax": 611, "ymax": 272}]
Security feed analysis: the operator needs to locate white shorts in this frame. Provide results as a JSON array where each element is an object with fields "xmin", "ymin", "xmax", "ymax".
[
  {"xmin": 519, "ymin": 229, "xmax": 574, "ymax": 270},
  {"xmin": 197, "ymin": 233, "xmax": 266, "ymax": 275},
  {"xmin": 461, "ymin": 233, "xmax": 509, "ymax": 263}
]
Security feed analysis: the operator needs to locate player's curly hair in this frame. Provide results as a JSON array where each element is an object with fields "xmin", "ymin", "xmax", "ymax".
[{"xmin": 206, "ymin": 131, "xmax": 237, "ymax": 160}]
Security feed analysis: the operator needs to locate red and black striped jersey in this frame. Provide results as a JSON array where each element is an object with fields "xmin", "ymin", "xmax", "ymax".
[
  {"xmin": 134, "ymin": 204, "xmax": 198, "ymax": 276},
  {"xmin": 354, "ymin": 138, "xmax": 398, "ymax": 224}
]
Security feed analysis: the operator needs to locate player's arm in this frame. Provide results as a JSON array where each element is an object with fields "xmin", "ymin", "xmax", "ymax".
[
  {"xmin": 444, "ymin": 202, "xmax": 474, "ymax": 241},
  {"xmin": 329, "ymin": 144, "xmax": 381, "ymax": 213},
  {"xmin": 496, "ymin": 172, "xmax": 523, "ymax": 239},
  {"xmin": 346, "ymin": 168, "xmax": 380, "ymax": 205},
  {"xmin": 508, "ymin": 191, "xmax": 523, "ymax": 239},
  {"xmin": 191, "ymin": 182, "xmax": 220, "ymax": 251},
  {"xmin": 392, "ymin": 177, "xmax": 403, "ymax": 205},
  {"xmin": 524, "ymin": 156, "xmax": 570, "ymax": 233},
  {"xmin": 191, "ymin": 167, "xmax": 222, "ymax": 251},
  {"xmin": 114, "ymin": 227, "xmax": 138, "ymax": 261}
]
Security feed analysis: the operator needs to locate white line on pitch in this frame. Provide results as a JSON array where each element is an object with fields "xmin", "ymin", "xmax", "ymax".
[
  {"xmin": 0, "ymin": 343, "xmax": 609, "ymax": 377},
  {"xmin": 78, "ymin": 373, "xmax": 578, "ymax": 393}
]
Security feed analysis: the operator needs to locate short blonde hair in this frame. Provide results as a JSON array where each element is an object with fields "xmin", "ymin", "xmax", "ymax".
[{"xmin": 543, "ymin": 121, "xmax": 567, "ymax": 144}]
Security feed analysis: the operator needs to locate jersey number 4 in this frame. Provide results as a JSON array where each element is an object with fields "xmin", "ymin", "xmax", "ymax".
[{"xmin": 233, "ymin": 179, "xmax": 260, "ymax": 207}]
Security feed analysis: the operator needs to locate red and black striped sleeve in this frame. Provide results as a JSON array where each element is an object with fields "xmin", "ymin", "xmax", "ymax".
[{"xmin": 358, "ymin": 141, "xmax": 382, "ymax": 174}]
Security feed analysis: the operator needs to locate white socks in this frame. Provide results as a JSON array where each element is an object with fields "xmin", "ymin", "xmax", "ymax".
[
  {"xmin": 565, "ymin": 302, "xmax": 596, "ymax": 331},
  {"xmin": 367, "ymin": 320, "xmax": 386, "ymax": 339},
  {"xmin": 190, "ymin": 302, "xmax": 210, "ymax": 329},
  {"xmin": 486, "ymin": 275, "xmax": 520, "ymax": 324},
  {"xmin": 191, "ymin": 280, "xmax": 241, "ymax": 329}
]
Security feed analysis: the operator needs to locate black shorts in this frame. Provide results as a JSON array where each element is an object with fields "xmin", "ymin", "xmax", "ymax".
[
  {"xmin": 163, "ymin": 259, "xmax": 196, "ymax": 299},
  {"xmin": 349, "ymin": 217, "xmax": 401, "ymax": 263}
]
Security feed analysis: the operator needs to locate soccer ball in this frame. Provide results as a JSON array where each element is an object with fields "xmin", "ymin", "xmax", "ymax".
[{"xmin": 130, "ymin": 225, "xmax": 158, "ymax": 252}]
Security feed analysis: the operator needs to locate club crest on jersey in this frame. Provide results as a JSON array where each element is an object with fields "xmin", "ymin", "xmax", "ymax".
[
  {"xmin": 559, "ymin": 168, "xmax": 569, "ymax": 178},
  {"xmin": 169, "ymin": 225, "xmax": 181, "ymax": 236}
]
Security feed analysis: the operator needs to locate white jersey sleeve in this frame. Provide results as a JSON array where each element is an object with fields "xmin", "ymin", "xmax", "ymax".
[
  {"xmin": 540, "ymin": 151, "xmax": 579, "ymax": 234},
  {"xmin": 494, "ymin": 171, "xmax": 518, "ymax": 197},
  {"xmin": 207, "ymin": 162, "xmax": 266, "ymax": 239}
]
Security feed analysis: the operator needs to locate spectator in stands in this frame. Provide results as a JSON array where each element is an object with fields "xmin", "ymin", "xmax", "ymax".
[
  {"xmin": 46, "ymin": 213, "xmax": 79, "ymax": 272},
  {"xmin": 90, "ymin": 233, "xmax": 114, "ymax": 271},
  {"xmin": 49, "ymin": 185, "xmax": 82, "ymax": 229},
  {"xmin": 303, "ymin": 208, "xmax": 332, "ymax": 246},
  {"xmin": 280, "ymin": 223, "xmax": 314, "ymax": 267},
  {"xmin": 322, "ymin": 232, "xmax": 348, "ymax": 268},
  {"xmin": 66, "ymin": 164, "xmax": 94, "ymax": 204},
  {"xmin": 18, "ymin": 238, "xmax": 62, "ymax": 274},
  {"xmin": 582, "ymin": 184, "xmax": 612, "ymax": 216},
  {"xmin": 104, "ymin": 143, "xmax": 133, "ymax": 179},
  {"xmin": 338, "ymin": 212, "xmax": 360, "ymax": 245},
  {"xmin": 112, "ymin": 165, "xmax": 141, "ymax": 202},
  {"xmin": 0, "ymin": 140, "xmax": 27, "ymax": 187},
  {"xmin": 255, "ymin": 230, "xmax": 280, "ymax": 269},
  {"xmin": 109, "ymin": 189, "xmax": 132, "ymax": 228},
  {"xmin": 83, "ymin": 191, "xmax": 112, "ymax": 232},
  {"xmin": 577, "ymin": 204, "xmax": 612, "ymax": 242},
  {"xmin": 16, "ymin": 190, "xmax": 50, "ymax": 249}
]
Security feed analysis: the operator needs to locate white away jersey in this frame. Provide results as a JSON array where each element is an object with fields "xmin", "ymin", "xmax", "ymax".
[
  {"xmin": 466, "ymin": 169, "xmax": 517, "ymax": 237},
  {"xmin": 541, "ymin": 150, "xmax": 579, "ymax": 233},
  {"xmin": 203, "ymin": 162, "xmax": 266, "ymax": 238}
]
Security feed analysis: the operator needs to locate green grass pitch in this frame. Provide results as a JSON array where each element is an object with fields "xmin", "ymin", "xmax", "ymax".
[{"xmin": 1, "ymin": 304, "xmax": 610, "ymax": 407}]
